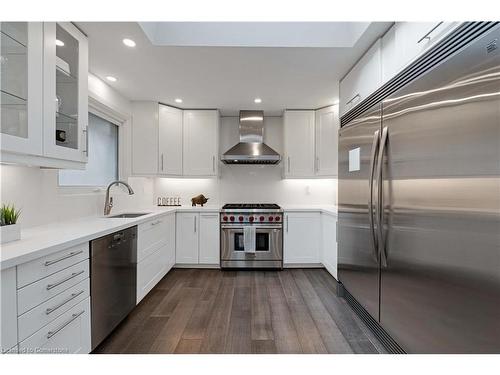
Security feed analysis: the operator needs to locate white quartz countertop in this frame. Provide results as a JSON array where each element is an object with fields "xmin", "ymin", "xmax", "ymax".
[
  {"xmin": 0, "ymin": 204, "xmax": 336, "ymax": 270},
  {"xmin": 0, "ymin": 205, "xmax": 219, "ymax": 270},
  {"xmin": 282, "ymin": 205, "xmax": 338, "ymax": 216}
]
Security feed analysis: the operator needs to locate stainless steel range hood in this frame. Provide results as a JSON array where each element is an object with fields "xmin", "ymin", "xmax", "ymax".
[{"xmin": 221, "ymin": 110, "xmax": 281, "ymax": 164}]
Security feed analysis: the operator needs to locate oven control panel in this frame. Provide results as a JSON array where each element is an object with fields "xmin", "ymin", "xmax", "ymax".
[{"xmin": 221, "ymin": 212, "xmax": 283, "ymax": 224}]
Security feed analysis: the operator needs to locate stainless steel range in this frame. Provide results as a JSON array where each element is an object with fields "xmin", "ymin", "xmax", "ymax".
[{"xmin": 220, "ymin": 203, "xmax": 283, "ymax": 269}]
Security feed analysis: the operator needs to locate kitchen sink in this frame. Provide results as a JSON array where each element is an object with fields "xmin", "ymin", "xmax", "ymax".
[{"xmin": 106, "ymin": 213, "xmax": 151, "ymax": 218}]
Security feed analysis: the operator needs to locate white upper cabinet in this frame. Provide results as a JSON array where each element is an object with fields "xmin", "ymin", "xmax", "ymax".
[
  {"xmin": 283, "ymin": 110, "xmax": 315, "ymax": 178},
  {"xmin": 340, "ymin": 39, "xmax": 382, "ymax": 116},
  {"xmin": 315, "ymin": 105, "xmax": 339, "ymax": 176},
  {"xmin": 183, "ymin": 110, "xmax": 219, "ymax": 177},
  {"xmin": 341, "ymin": 22, "xmax": 459, "ymax": 118},
  {"xmin": 0, "ymin": 22, "xmax": 43, "ymax": 156},
  {"xmin": 381, "ymin": 24, "xmax": 398, "ymax": 84},
  {"xmin": 132, "ymin": 101, "xmax": 159, "ymax": 175},
  {"xmin": 43, "ymin": 22, "xmax": 88, "ymax": 163},
  {"xmin": 284, "ymin": 107, "xmax": 339, "ymax": 178},
  {"xmin": 158, "ymin": 104, "xmax": 183, "ymax": 176},
  {"xmin": 395, "ymin": 22, "xmax": 456, "ymax": 70}
]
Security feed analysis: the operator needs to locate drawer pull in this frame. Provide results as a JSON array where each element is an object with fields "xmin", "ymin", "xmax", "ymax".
[
  {"xmin": 45, "ymin": 290, "xmax": 85, "ymax": 315},
  {"xmin": 46, "ymin": 310, "xmax": 85, "ymax": 339},
  {"xmin": 151, "ymin": 220, "xmax": 161, "ymax": 226},
  {"xmin": 46, "ymin": 270, "xmax": 85, "ymax": 290},
  {"xmin": 44, "ymin": 250, "xmax": 84, "ymax": 266}
]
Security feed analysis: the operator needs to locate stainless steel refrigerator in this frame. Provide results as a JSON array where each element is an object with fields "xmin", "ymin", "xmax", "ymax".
[{"xmin": 338, "ymin": 23, "xmax": 500, "ymax": 353}]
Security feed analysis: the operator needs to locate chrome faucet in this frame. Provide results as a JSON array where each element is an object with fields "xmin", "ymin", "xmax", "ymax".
[{"xmin": 104, "ymin": 180, "xmax": 135, "ymax": 215}]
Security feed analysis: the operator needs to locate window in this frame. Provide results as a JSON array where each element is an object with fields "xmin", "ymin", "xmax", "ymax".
[{"xmin": 59, "ymin": 113, "xmax": 118, "ymax": 186}]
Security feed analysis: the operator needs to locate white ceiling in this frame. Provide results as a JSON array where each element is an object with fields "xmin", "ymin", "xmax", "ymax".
[
  {"xmin": 139, "ymin": 22, "xmax": 371, "ymax": 48},
  {"xmin": 77, "ymin": 22, "xmax": 391, "ymax": 116}
]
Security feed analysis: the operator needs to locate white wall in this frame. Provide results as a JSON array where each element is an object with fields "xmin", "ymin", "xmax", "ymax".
[
  {"xmin": 0, "ymin": 74, "xmax": 153, "ymax": 229},
  {"xmin": 0, "ymin": 165, "xmax": 153, "ymax": 228},
  {"xmin": 154, "ymin": 116, "xmax": 337, "ymax": 206}
]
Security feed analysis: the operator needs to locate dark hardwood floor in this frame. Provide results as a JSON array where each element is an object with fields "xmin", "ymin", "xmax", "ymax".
[{"xmin": 93, "ymin": 268, "xmax": 384, "ymax": 354}]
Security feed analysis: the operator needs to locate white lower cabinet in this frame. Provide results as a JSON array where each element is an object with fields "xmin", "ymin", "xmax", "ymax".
[
  {"xmin": 6, "ymin": 242, "xmax": 92, "ymax": 354},
  {"xmin": 18, "ymin": 278, "xmax": 90, "ymax": 342},
  {"xmin": 18, "ymin": 298, "xmax": 91, "ymax": 354},
  {"xmin": 1, "ymin": 267, "xmax": 18, "ymax": 353},
  {"xmin": 199, "ymin": 213, "xmax": 220, "ymax": 264},
  {"xmin": 137, "ymin": 244, "xmax": 168, "ymax": 303},
  {"xmin": 136, "ymin": 213, "xmax": 176, "ymax": 303},
  {"xmin": 176, "ymin": 212, "xmax": 220, "ymax": 266},
  {"xmin": 176, "ymin": 213, "xmax": 199, "ymax": 264},
  {"xmin": 321, "ymin": 213, "xmax": 338, "ymax": 279},
  {"xmin": 284, "ymin": 212, "xmax": 321, "ymax": 265}
]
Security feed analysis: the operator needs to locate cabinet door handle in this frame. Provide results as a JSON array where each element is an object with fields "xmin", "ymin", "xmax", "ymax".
[
  {"xmin": 46, "ymin": 310, "xmax": 85, "ymax": 339},
  {"xmin": 286, "ymin": 215, "xmax": 289, "ymax": 232},
  {"xmin": 316, "ymin": 157, "xmax": 320, "ymax": 172},
  {"xmin": 46, "ymin": 290, "xmax": 85, "ymax": 315},
  {"xmin": 82, "ymin": 129, "xmax": 88, "ymax": 155},
  {"xmin": 44, "ymin": 250, "xmax": 84, "ymax": 266},
  {"xmin": 46, "ymin": 270, "xmax": 85, "ymax": 290},
  {"xmin": 287, "ymin": 156, "xmax": 291, "ymax": 173},
  {"xmin": 151, "ymin": 220, "xmax": 161, "ymax": 226},
  {"xmin": 194, "ymin": 216, "xmax": 197, "ymax": 232},
  {"xmin": 212, "ymin": 156, "xmax": 215, "ymax": 173},
  {"xmin": 161, "ymin": 154, "xmax": 164, "ymax": 171},
  {"xmin": 417, "ymin": 22, "xmax": 443, "ymax": 44}
]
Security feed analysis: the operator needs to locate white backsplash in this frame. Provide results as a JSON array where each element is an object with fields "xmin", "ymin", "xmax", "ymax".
[{"xmin": 0, "ymin": 164, "xmax": 154, "ymax": 228}]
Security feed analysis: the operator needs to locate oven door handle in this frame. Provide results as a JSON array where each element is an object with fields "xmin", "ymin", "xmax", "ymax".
[{"xmin": 220, "ymin": 224, "xmax": 283, "ymax": 230}]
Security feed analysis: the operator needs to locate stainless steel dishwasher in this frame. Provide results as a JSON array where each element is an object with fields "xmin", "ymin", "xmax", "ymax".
[{"xmin": 90, "ymin": 226, "xmax": 137, "ymax": 350}]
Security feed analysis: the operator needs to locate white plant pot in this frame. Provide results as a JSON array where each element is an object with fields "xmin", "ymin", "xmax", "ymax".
[{"xmin": 0, "ymin": 223, "xmax": 21, "ymax": 244}]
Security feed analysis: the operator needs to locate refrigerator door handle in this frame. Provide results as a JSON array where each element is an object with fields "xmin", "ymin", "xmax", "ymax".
[
  {"xmin": 368, "ymin": 129, "xmax": 380, "ymax": 261},
  {"xmin": 376, "ymin": 126, "xmax": 389, "ymax": 267}
]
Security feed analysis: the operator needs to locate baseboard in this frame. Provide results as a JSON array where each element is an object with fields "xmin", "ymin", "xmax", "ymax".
[
  {"xmin": 283, "ymin": 263, "xmax": 324, "ymax": 268},
  {"xmin": 174, "ymin": 263, "xmax": 220, "ymax": 269}
]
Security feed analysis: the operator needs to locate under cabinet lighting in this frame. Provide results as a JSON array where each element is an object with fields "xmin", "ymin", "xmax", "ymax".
[
  {"xmin": 122, "ymin": 38, "xmax": 136, "ymax": 47},
  {"xmin": 254, "ymin": 98, "xmax": 262, "ymax": 103},
  {"xmin": 55, "ymin": 39, "xmax": 64, "ymax": 47},
  {"xmin": 175, "ymin": 98, "xmax": 183, "ymax": 103},
  {"xmin": 106, "ymin": 76, "xmax": 117, "ymax": 82}
]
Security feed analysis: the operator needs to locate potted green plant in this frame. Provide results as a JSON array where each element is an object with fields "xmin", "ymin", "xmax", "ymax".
[{"xmin": 0, "ymin": 204, "xmax": 21, "ymax": 244}]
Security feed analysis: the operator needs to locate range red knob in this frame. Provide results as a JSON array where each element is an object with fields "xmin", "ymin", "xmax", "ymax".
[
  {"xmin": 239, "ymin": 216, "xmax": 244, "ymax": 222},
  {"xmin": 223, "ymin": 216, "xmax": 228, "ymax": 221},
  {"xmin": 249, "ymin": 216, "xmax": 254, "ymax": 222},
  {"xmin": 269, "ymin": 216, "xmax": 274, "ymax": 222},
  {"xmin": 230, "ymin": 216, "xmax": 235, "ymax": 222},
  {"xmin": 259, "ymin": 216, "xmax": 265, "ymax": 222},
  {"xmin": 275, "ymin": 216, "xmax": 281, "ymax": 221}
]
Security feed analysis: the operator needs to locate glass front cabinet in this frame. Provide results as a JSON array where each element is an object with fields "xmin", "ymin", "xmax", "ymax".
[
  {"xmin": 0, "ymin": 22, "xmax": 43, "ymax": 155},
  {"xmin": 0, "ymin": 22, "xmax": 88, "ymax": 167}
]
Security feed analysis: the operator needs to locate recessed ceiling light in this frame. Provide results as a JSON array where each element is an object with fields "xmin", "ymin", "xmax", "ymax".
[
  {"xmin": 55, "ymin": 39, "xmax": 64, "ymax": 47},
  {"xmin": 106, "ymin": 76, "xmax": 117, "ymax": 82},
  {"xmin": 254, "ymin": 98, "xmax": 262, "ymax": 103},
  {"xmin": 175, "ymin": 98, "xmax": 183, "ymax": 103},
  {"xmin": 122, "ymin": 38, "xmax": 136, "ymax": 47}
]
